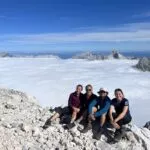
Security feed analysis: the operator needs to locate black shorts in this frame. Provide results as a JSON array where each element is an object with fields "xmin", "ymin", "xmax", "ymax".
[
  {"xmin": 112, "ymin": 113, "xmax": 132, "ymax": 126},
  {"xmin": 55, "ymin": 106, "xmax": 72, "ymax": 117}
]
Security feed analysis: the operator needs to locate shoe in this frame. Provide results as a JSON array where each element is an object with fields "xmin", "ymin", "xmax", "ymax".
[
  {"xmin": 114, "ymin": 128, "xmax": 125, "ymax": 142},
  {"xmin": 66, "ymin": 122, "xmax": 76, "ymax": 129},
  {"xmin": 75, "ymin": 118, "xmax": 82, "ymax": 124},
  {"xmin": 42, "ymin": 119, "xmax": 51, "ymax": 129},
  {"xmin": 80, "ymin": 123, "xmax": 92, "ymax": 133},
  {"xmin": 93, "ymin": 127, "xmax": 104, "ymax": 140}
]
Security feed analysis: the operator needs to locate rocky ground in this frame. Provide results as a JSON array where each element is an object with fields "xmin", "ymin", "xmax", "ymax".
[{"xmin": 0, "ymin": 88, "xmax": 150, "ymax": 150}]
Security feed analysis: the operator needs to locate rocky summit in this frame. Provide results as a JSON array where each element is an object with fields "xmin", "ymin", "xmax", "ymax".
[{"xmin": 0, "ymin": 88, "xmax": 150, "ymax": 150}]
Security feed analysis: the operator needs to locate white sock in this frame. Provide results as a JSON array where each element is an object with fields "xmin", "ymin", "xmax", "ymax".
[{"xmin": 70, "ymin": 119, "xmax": 75, "ymax": 124}]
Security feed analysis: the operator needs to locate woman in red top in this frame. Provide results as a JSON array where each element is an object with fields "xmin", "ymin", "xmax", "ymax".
[{"xmin": 43, "ymin": 84, "xmax": 83, "ymax": 129}]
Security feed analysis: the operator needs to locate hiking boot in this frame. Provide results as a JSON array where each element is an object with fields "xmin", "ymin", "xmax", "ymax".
[
  {"xmin": 42, "ymin": 119, "xmax": 52, "ymax": 129},
  {"xmin": 114, "ymin": 128, "xmax": 125, "ymax": 142},
  {"xmin": 93, "ymin": 127, "xmax": 104, "ymax": 140},
  {"xmin": 66, "ymin": 122, "xmax": 76, "ymax": 129},
  {"xmin": 80, "ymin": 122, "xmax": 92, "ymax": 133}
]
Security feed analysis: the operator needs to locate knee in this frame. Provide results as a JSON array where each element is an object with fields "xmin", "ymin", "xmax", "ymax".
[
  {"xmin": 72, "ymin": 111, "xmax": 77, "ymax": 115},
  {"xmin": 101, "ymin": 114, "xmax": 107, "ymax": 120},
  {"xmin": 92, "ymin": 107, "xmax": 97, "ymax": 113}
]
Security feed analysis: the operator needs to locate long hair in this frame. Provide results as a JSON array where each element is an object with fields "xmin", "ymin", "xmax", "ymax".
[{"xmin": 114, "ymin": 88, "xmax": 124, "ymax": 97}]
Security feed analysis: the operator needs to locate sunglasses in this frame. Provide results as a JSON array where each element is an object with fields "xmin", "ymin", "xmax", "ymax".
[
  {"xmin": 99, "ymin": 91, "xmax": 106, "ymax": 94},
  {"xmin": 86, "ymin": 89, "xmax": 92, "ymax": 91}
]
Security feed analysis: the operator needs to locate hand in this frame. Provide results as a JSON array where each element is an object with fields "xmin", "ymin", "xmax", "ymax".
[
  {"xmin": 114, "ymin": 119, "xmax": 118, "ymax": 123},
  {"xmin": 112, "ymin": 121, "xmax": 120, "ymax": 129},
  {"xmin": 89, "ymin": 114, "xmax": 96, "ymax": 121},
  {"xmin": 72, "ymin": 107, "xmax": 80, "ymax": 113},
  {"xmin": 76, "ymin": 108, "xmax": 80, "ymax": 113}
]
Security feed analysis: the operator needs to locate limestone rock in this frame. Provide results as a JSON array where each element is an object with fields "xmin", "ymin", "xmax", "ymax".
[
  {"xmin": 0, "ymin": 88, "xmax": 150, "ymax": 150},
  {"xmin": 136, "ymin": 57, "xmax": 150, "ymax": 71}
]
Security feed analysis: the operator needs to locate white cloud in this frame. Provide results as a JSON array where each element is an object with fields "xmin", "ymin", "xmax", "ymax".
[
  {"xmin": 1, "ymin": 22, "xmax": 150, "ymax": 44},
  {"xmin": 0, "ymin": 15, "xmax": 18, "ymax": 20}
]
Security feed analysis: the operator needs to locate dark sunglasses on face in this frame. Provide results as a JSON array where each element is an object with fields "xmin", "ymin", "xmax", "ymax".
[
  {"xmin": 99, "ymin": 91, "xmax": 106, "ymax": 94},
  {"xmin": 86, "ymin": 89, "xmax": 92, "ymax": 91}
]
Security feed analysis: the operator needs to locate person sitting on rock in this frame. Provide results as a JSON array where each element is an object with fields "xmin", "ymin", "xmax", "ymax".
[
  {"xmin": 80, "ymin": 88, "xmax": 111, "ymax": 140},
  {"xmin": 75, "ymin": 84, "xmax": 98, "ymax": 124},
  {"xmin": 43, "ymin": 84, "xmax": 84, "ymax": 129},
  {"xmin": 66, "ymin": 84, "xmax": 97, "ymax": 129},
  {"xmin": 109, "ymin": 88, "xmax": 132, "ymax": 142}
]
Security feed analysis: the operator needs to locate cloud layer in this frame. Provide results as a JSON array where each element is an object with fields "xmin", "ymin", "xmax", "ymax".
[{"xmin": 1, "ymin": 22, "xmax": 150, "ymax": 45}]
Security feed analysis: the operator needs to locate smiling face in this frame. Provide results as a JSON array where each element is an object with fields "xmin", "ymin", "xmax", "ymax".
[
  {"xmin": 99, "ymin": 91, "xmax": 107, "ymax": 98},
  {"xmin": 76, "ymin": 85, "xmax": 83, "ymax": 95},
  {"xmin": 86, "ymin": 85, "xmax": 93, "ymax": 96},
  {"xmin": 115, "ymin": 91, "xmax": 124, "ymax": 101}
]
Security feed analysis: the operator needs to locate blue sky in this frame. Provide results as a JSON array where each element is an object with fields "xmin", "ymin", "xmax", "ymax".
[{"xmin": 0, "ymin": 0, "xmax": 150, "ymax": 52}]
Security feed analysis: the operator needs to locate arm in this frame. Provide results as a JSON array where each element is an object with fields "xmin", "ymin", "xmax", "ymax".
[
  {"xmin": 114, "ymin": 106, "xmax": 129, "ymax": 123},
  {"xmin": 109, "ymin": 105, "xmax": 115, "ymax": 122},
  {"xmin": 88, "ymin": 99, "xmax": 97, "ymax": 114},
  {"xmin": 95, "ymin": 100, "xmax": 111, "ymax": 117},
  {"xmin": 68, "ymin": 94, "xmax": 80, "ymax": 112}
]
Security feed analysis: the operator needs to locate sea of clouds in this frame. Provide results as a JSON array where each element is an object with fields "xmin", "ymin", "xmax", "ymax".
[{"xmin": 0, "ymin": 57, "xmax": 150, "ymax": 126}]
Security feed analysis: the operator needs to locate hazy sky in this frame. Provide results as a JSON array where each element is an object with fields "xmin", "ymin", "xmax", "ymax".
[{"xmin": 0, "ymin": 0, "xmax": 150, "ymax": 52}]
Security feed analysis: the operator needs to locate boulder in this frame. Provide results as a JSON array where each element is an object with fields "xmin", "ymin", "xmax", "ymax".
[
  {"xmin": 0, "ymin": 52, "xmax": 12, "ymax": 57},
  {"xmin": 136, "ymin": 57, "xmax": 150, "ymax": 71},
  {"xmin": 144, "ymin": 121, "xmax": 150, "ymax": 130}
]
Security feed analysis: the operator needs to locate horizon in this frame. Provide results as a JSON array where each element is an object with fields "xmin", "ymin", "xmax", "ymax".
[{"xmin": 0, "ymin": 0, "xmax": 150, "ymax": 52}]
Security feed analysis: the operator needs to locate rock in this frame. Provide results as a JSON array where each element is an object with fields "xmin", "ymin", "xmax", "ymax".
[
  {"xmin": 0, "ymin": 52, "xmax": 12, "ymax": 57},
  {"xmin": 136, "ymin": 57, "xmax": 150, "ymax": 71},
  {"xmin": 0, "ymin": 117, "xmax": 4, "ymax": 121},
  {"xmin": 22, "ymin": 145, "xmax": 28, "ymax": 150},
  {"xmin": 36, "ymin": 136, "xmax": 45, "ymax": 144},
  {"xmin": 107, "ymin": 50, "xmax": 126, "ymax": 59},
  {"xmin": 73, "ymin": 137, "xmax": 83, "ymax": 146},
  {"xmin": 5, "ymin": 103, "xmax": 17, "ymax": 110},
  {"xmin": 72, "ymin": 50, "xmax": 127, "ymax": 61},
  {"xmin": 72, "ymin": 52, "xmax": 106, "ymax": 60},
  {"xmin": 19, "ymin": 123, "xmax": 30, "ymax": 132},
  {"xmin": 144, "ymin": 121, "xmax": 150, "ymax": 130},
  {"xmin": 10, "ymin": 122, "xmax": 18, "ymax": 128},
  {"xmin": 0, "ymin": 88, "xmax": 150, "ymax": 150},
  {"xmin": 32, "ymin": 127, "xmax": 41, "ymax": 137},
  {"xmin": 2, "ymin": 122, "xmax": 12, "ymax": 129},
  {"xmin": 70, "ymin": 128, "xmax": 81, "ymax": 137}
]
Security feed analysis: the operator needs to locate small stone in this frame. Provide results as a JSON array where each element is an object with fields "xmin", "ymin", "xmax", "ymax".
[
  {"xmin": 32, "ymin": 127, "xmax": 40, "ymax": 137},
  {"xmin": 5, "ymin": 103, "xmax": 17, "ymax": 110},
  {"xmin": 10, "ymin": 122, "xmax": 18, "ymax": 128},
  {"xmin": 19, "ymin": 123, "xmax": 30, "ymax": 132},
  {"xmin": 2, "ymin": 122, "xmax": 12, "ymax": 129}
]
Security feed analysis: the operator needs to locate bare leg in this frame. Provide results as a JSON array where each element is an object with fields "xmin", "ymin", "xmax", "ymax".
[
  {"xmin": 50, "ymin": 112, "xmax": 60, "ymax": 121},
  {"xmin": 100, "ymin": 114, "xmax": 106, "ymax": 127},
  {"xmin": 76, "ymin": 110, "xmax": 87, "ymax": 123},
  {"xmin": 43, "ymin": 113, "xmax": 60, "ymax": 129},
  {"xmin": 93, "ymin": 114, "xmax": 106, "ymax": 140},
  {"xmin": 70, "ymin": 111, "xmax": 78, "ymax": 123}
]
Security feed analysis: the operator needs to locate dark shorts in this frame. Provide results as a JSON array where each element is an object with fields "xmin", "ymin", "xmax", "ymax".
[
  {"xmin": 112, "ymin": 113, "xmax": 132, "ymax": 126},
  {"xmin": 55, "ymin": 106, "xmax": 72, "ymax": 116}
]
